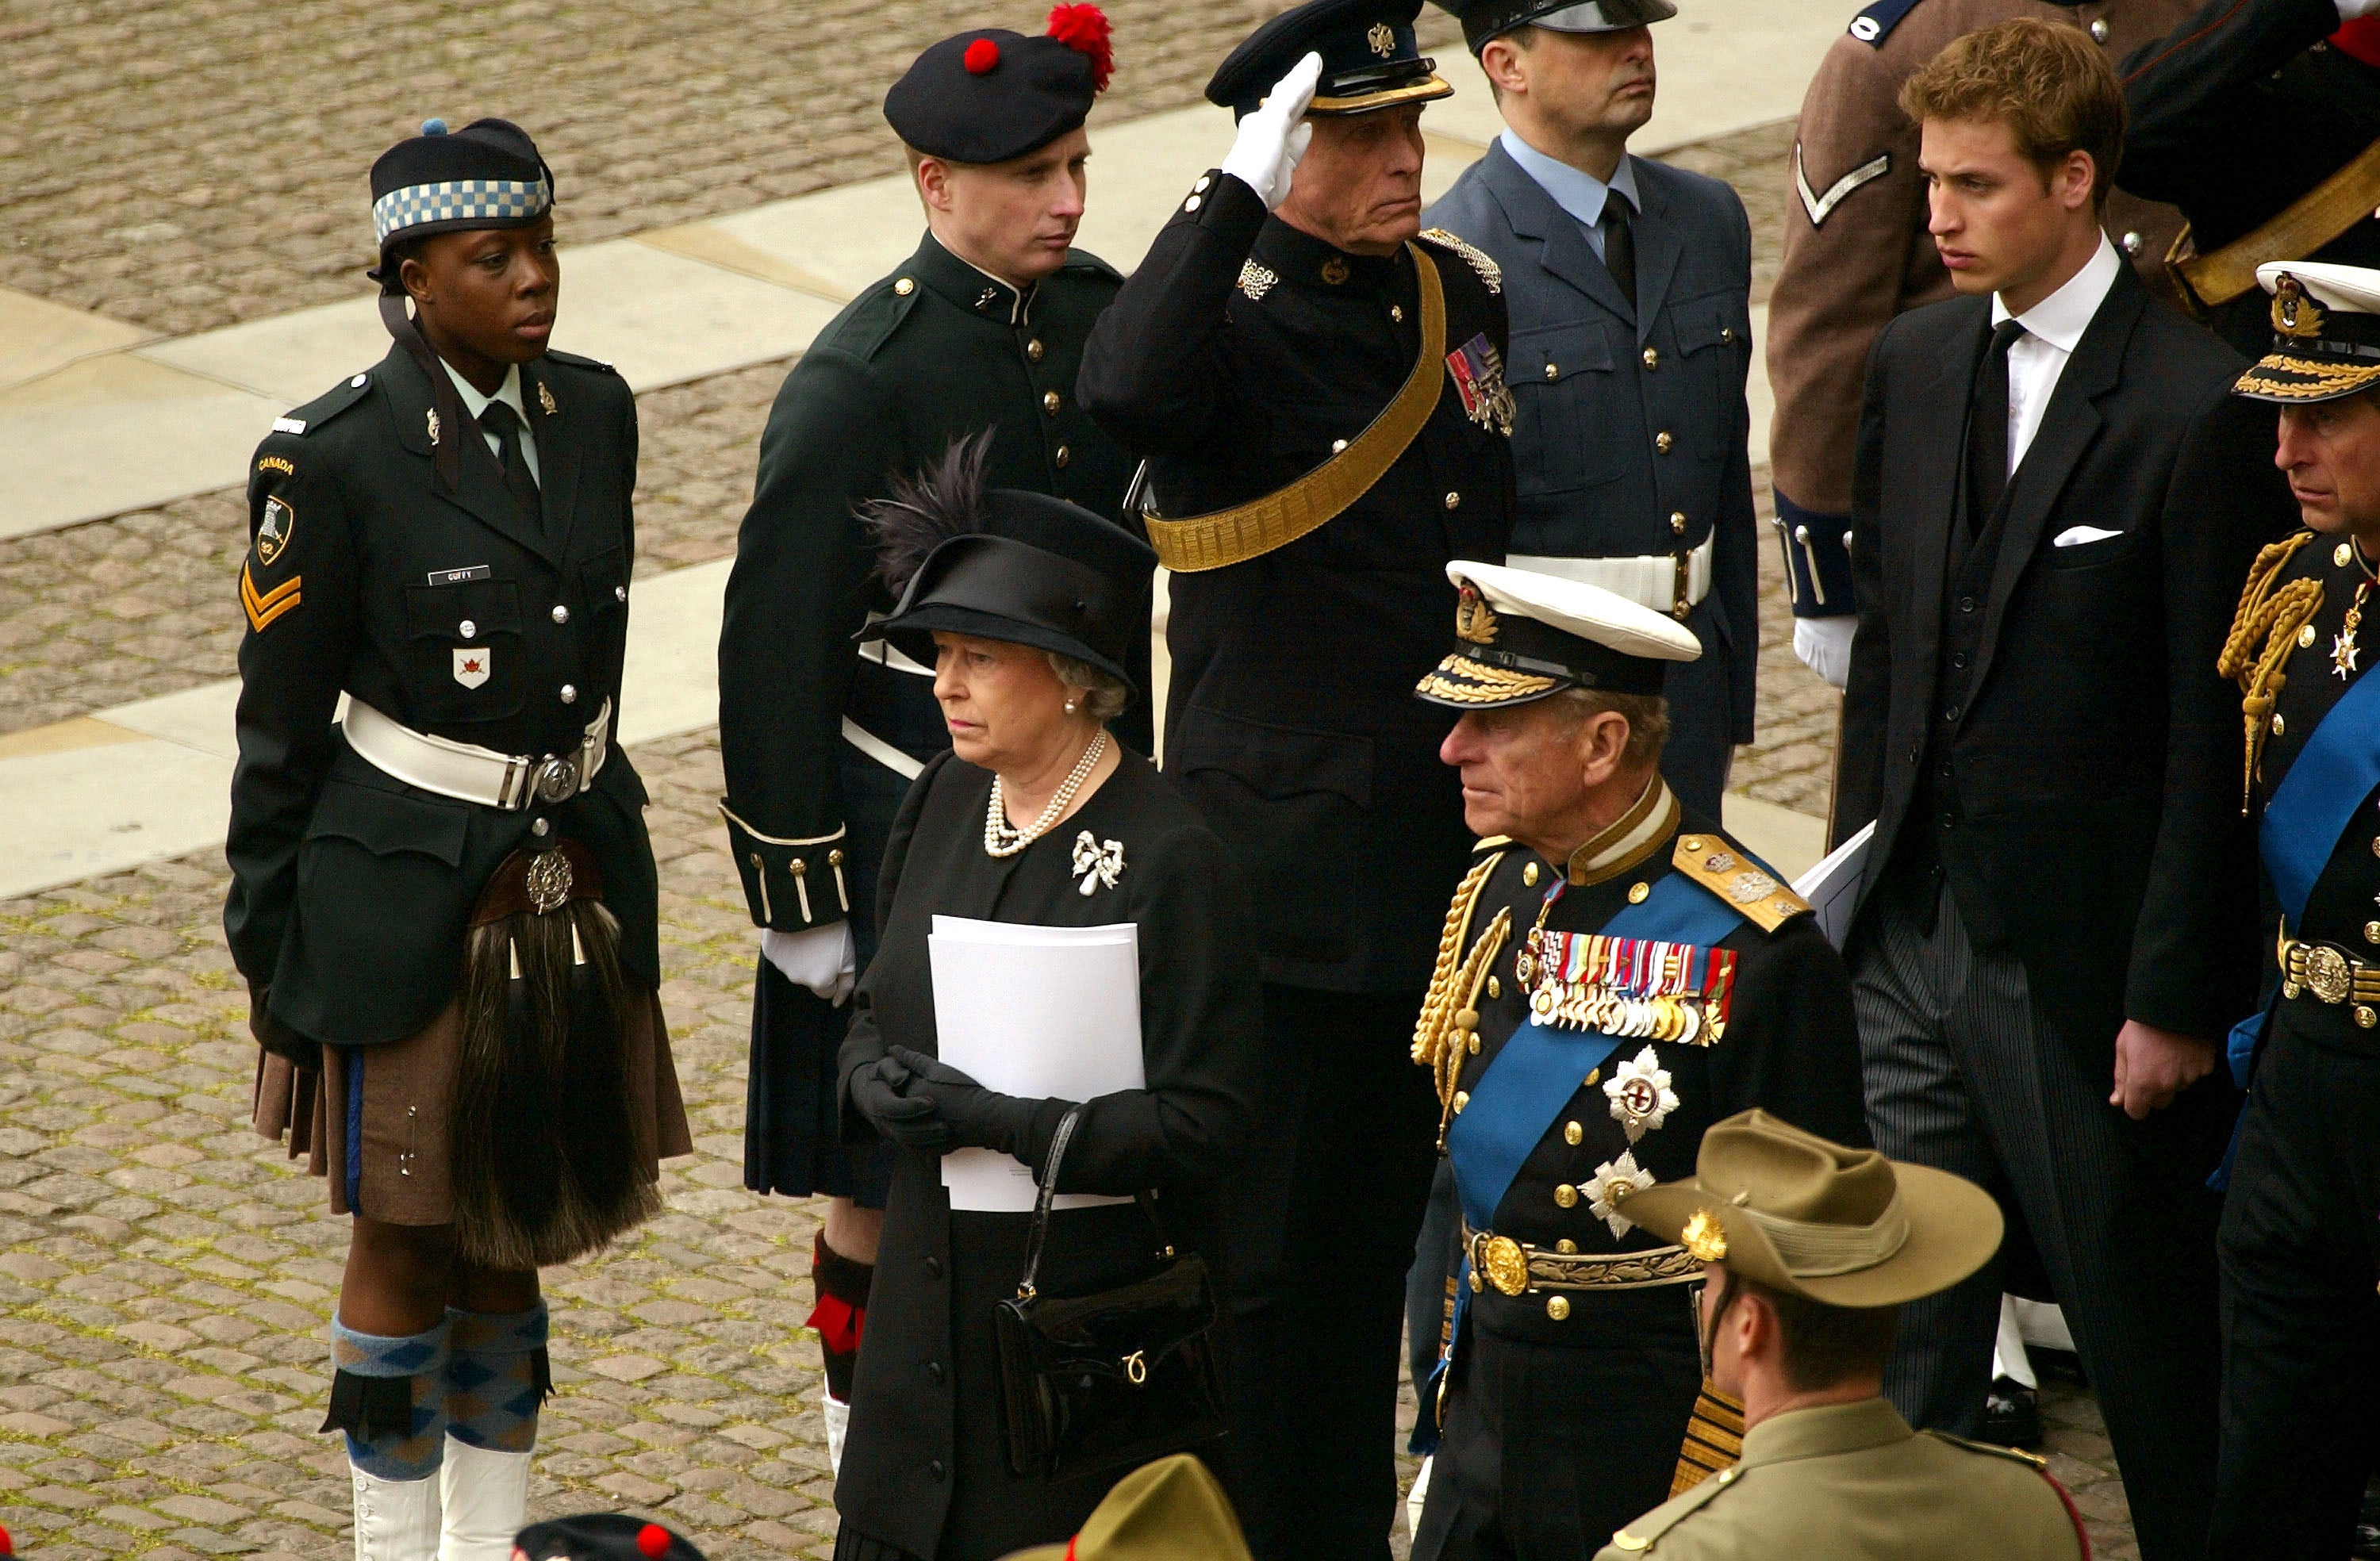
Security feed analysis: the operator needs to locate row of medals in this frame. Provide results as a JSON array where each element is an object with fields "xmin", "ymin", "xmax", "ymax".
[{"xmin": 1517, "ymin": 927, "xmax": 1725, "ymax": 1045}]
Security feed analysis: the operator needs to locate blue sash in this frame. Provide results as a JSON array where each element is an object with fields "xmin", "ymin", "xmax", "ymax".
[
  {"xmin": 1414, "ymin": 868, "xmax": 1745, "ymax": 1452},
  {"xmin": 2260, "ymin": 665, "xmax": 2380, "ymax": 933}
]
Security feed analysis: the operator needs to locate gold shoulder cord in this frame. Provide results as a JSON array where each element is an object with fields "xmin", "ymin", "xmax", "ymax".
[
  {"xmin": 1145, "ymin": 244, "xmax": 1447, "ymax": 573},
  {"xmin": 2218, "ymin": 531, "xmax": 2324, "ymax": 814},
  {"xmin": 1413, "ymin": 849, "xmax": 1504, "ymax": 1069}
]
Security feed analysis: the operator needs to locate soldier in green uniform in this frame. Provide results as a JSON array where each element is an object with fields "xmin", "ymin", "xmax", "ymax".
[
  {"xmin": 2210, "ymin": 261, "xmax": 2380, "ymax": 1555},
  {"xmin": 1405, "ymin": 562, "xmax": 1869, "ymax": 1560},
  {"xmin": 714, "ymin": 4, "xmax": 1141, "ymax": 1467},
  {"xmin": 234, "ymin": 118, "xmax": 691, "ymax": 1561},
  {"xmin": 1595, "ymin": 1111, "xmax": 2087, "ymax": 1560}
]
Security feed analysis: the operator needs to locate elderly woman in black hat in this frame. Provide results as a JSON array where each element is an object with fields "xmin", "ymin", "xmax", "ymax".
[{"xmin": 827, "ymin": 440, "xmax": 1265, "ymax": 1561}]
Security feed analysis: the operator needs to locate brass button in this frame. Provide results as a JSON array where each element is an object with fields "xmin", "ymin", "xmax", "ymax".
[
  {"xmin": 2360, "ymin": 1006, "xmax": 2378, "ymax": 1029},
  {"xmin": 1487, "ymin": 976, "xmax": 1501, "ymax": 999},
  {"xmin": 1584, "ymin": 1069, "xmax": 1599, "ymax": 1088},
  {"xmin": 459, "ymin": 619, "xmax": 478, "ymax": 639},
  {"xmin": 1628, "ymin": 882, "xmax": 1650, "ymax": 904},
  {"xmin": 893, "ymin": 278, "xmax": 916, "ymax": 295},
  {"xmin": 1718, "ymin": 1468, "xmax": 1737, "ymax": 1485},
  {"xmin": 1682, "ymin": 838, "xmax": 1702, "ymax": 850},
  {"xmin": 2366, "ymin": 921, "xmax": 2380, "ymax": 944},
  {"xmin": 1670, "ymin": 511, "xmax": 1687, "ymax": 535},
  {"xmin": 2301, "ymin": 623, "xmax": 2320, "ymax": 647},
  {"xmin": 1332, "ymin": 438, "xmax": 1349, "ymax": 453},
  {"xmin": 1027, "ymin": 338, "xmax": 1045, "ymax": 362},
  {"xmin": 2089, "ymin": 16, "xmax": 2109, "ymax": 40},
  {"xmin": 1523, "ymin": 862, "xmax": 1541, "ymax": 887},
  {"xmin": 2340, "ymin": 543, "xmax": 2356, "ymax": 567},
  {"xmin": 1719, "ymin": 328, "xmax": 1736, "ymax": 344},
  {"xmin": 1391, "ymin": 305, "xmax": 1404, "ymax": 323},
  {"xmin": 2371, "ymin": 837, "xmax": 2380, "ymax": 857},
  {"xmin": 1655, "ymin": 431, "xmax": 1673, "ymax": 454},
  {"xmin": 1445, "ymin": 491, "xmax": 1461, "ymax": 510},
  {"xmin": 1544, "ymin": 362, "xmax": 1559, "ymax": 381},
  {"xmin": 1467, "ymin": 1034, "xmax": 1482, "ymax": 1054},
  {"xmin": 551, "ymin": 604, "xmax": 570, "ymax": 624},
  {"xmin": 1546, "ymin": 1295, "xmax": 1571, "ymax": 1321},
  {"xmin": 2273, "ymin": 713, "xmax": 2286, "ymax": 736},
  {"xmin": 1184, "ymin": 194, "xmax": 1203, "ymax": 213},
  {"xmin": 1564, "ymin": 1120, "xmax": 1583, "ymax": 1146},
  {"xmin": 1042, "ymin": 390, "xmax": 1061, "ymax": 414},
  {"xmin": 1641, "ymin": 347, "xmax": 1660, "ymax": 370},
  {"xmin": 1555, "ymin": 1239, "xmax": 1577, "ymax": 1254},
  {"xmin": 2122, "ymin": 230, "xmax": 2143, "ymax": 256},
  {"xmin": 560, "ymin": 684, "xmax": 578, "ymax": 704},
  {"xmin": 1453, "ymin": 1091, "xmax": 1470, "ymax": 1114},
  {"xmin": 1553, "ymin": 1183, "xmax": 1580, "ymax": 1209},
  {"xmin": 1054, "ymin": 445, "xmax": 1070, "ymax": 468}
]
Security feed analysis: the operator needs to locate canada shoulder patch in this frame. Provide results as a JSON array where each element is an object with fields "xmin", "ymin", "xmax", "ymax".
[
  {"xmin": 1672, "ymin": 834, "xmax": 1810, "ymax": 933},
  {"xmin": 1418, "ymin": 228, "xmax": 1503, "ymax": 295},
  {"xmin": 254, "ymin": 492, "xmax": 296, "ymax": 568}
]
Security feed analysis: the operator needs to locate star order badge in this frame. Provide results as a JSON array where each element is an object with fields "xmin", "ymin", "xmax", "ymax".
[
  {"xmin": 1583, "ymin": 1150, "xmax": 1656, "ymax": 1239},
  {"xmin": 1604, "ymin": 1046, "xmax": 1679, "ymax": 1142}
]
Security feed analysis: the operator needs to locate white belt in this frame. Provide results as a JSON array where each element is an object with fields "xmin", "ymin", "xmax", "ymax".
[
  {"xmin": 343, "ymin": 696, "xmax": 612, "ymax": 811},
  {"xmin": 1508, "ymin": 537, "xmax": 1714, "ymax": 619},
  {"xmin": 841, "ymin": 716, "xmax": 924, "ymax": 780}
]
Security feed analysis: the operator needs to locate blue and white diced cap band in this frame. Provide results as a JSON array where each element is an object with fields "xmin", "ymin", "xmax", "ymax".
[{"xmin": 373, "ymin": 175, "xmax": 552, "ymax": 245}]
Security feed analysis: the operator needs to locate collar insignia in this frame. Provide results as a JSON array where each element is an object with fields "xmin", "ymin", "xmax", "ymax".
[
  {"xmin": 1321, "ymin": 256, "xmax": 1350, "ymax": 286},
  {"xmin": 427, "ymin": 408, "xmax": 441, "ymax": 444},
  {"xmin": 537, "ymin": 381, "xmax": 558, "ymax": 416}
]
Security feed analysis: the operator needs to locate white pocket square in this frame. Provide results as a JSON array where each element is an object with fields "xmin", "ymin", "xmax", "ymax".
[{"xmin": 2052, "ymin": 525, "xmax": 2125, "ymax": 547}]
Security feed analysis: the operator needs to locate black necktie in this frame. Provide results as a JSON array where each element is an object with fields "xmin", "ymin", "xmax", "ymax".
[
  {"xmin": 479, "ymin": 401, "xmax": 543, "ymax": 531},
  {"xmin": 1603, "ymin": 198, "xmax": 1637, "ymax": 312},
  {"xmin": 1963, "ymin": 320, "xmax": 2026, "ymax": 550}
]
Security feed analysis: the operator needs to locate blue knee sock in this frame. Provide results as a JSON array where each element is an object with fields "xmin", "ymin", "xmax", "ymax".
[
  {"xmin": 327, "ymin": 1317, "xmax": 450, "ymax": 1481},
  {"xmin": 444, "ymin": 1303, "xmax": 550, "ymax": 1453}
]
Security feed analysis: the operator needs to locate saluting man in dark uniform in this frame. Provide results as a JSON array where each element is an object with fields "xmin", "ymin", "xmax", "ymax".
[
  {"xmin": 2211, "ymin": 261, "xmax": 2380, "ymax": 1556},
  {"xmin": 1405, "ymin": 562, "xmax": 1868, "ymax": 1561},
  {"xmin": 1077, "ymin": 2, "xmax": 1514, "ymax": 1553},
  {"xmin": 2117, "ymin": 0, "xmax": 2380, "ymax": 351},
  {"xmin": 232, "ymin": 118, "xmax": 691, "ymax": 1561},
  {"xmin": 715, "ymin": 6, "xmax": 1138, "ymax": 1468}
]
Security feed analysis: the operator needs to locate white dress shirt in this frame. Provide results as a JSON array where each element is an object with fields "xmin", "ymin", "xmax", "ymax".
[
  {"xmin": 1992, "ymin": 236, "xmax": 2121, "ymax": 474},
  {"xmin": 439, "ymin": 359, "xmax": 540, "ymax": 484},
  {"xmin": 1498, "ymin": 129, "xmax": 1641, "ymax": 262}
]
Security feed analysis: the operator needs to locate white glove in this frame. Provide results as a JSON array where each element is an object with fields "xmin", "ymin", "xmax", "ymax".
[
  {"xmin": 2339, "ymin": 0, "xmax": 2379, "ymax": 20},
  {"xmin": 1219, "ymin": 52, "xmax": 1322, "ymax": 211},
  {"xmin": 762, "ymin": 924, "xmax": 858, "ymax": 1006},
  {"xmin": 1792, "ymin": 616, "xmax": 1857, "ymax": 690}
]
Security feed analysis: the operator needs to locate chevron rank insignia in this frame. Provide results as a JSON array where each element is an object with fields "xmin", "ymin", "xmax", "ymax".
[
  {"xmin": 240, "ymin": 562, "xmax": 301, "ymax": 633},
  {"xmin": 1672, "ymin": 834, "xmax": 1810, "ymax": 932}
]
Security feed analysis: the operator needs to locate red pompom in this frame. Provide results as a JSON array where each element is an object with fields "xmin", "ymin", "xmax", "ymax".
[
  {"xmin": 1045, "ymin": 3, "xmax": 1114, "ymax": 92},
  {"xmin": 963, "ymin": 36, "xmax": 1002, "ymax": 75},
  {"xmin": 636, "ymin": 1523, "xmax": 672, "ymax": 1559}
]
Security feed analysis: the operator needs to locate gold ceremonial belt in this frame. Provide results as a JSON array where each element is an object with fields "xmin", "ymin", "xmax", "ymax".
[
  {"xmin": 2280, "ymin": 935, "xmax": 2380, "ymax": 1024},
  {"xmin": 2172, "ymin": 137, "xmax": 2380, "ymax": 312},
  {"xmin": 1143, "ymin": 244, "xmax": 1447, "ymax": 573},
  {"xmin": 1465, "ymin": 1226, "xmax": 1701, "ymax": 1298}
]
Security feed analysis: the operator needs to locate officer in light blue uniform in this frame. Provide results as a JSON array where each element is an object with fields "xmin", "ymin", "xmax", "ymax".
[{"xmin": 1421, "ymin": 0, "xmax": 1755, "ymax": 817}]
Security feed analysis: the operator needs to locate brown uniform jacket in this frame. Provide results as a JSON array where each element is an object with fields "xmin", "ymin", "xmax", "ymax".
[
  {"xmin": 1766, "ymin": 0, "xmax": 2195, "ymax": 567},
  {"xmin": 1593, "ymin": 1398, "xmax": 2086, "ymax": 1559}
]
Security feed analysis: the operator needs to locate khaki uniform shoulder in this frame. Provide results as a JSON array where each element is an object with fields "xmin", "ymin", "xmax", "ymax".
[{"xmin": 1595, "ymin": 1465, "xmax": 1736, "ymax": 1555}]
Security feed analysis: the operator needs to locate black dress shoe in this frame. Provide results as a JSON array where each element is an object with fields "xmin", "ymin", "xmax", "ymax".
[{"xmin": 1981, "ymin": 1378, "xmax": 2043, "ymax": 1449}]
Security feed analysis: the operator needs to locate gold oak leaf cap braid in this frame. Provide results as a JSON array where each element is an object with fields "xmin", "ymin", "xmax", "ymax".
[{"xmin": 2220, "ymin": 531, "xmax": 2324, "ymax": 814}]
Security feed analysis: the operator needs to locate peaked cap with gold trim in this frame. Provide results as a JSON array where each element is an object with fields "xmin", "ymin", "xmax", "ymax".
[
  {"xmin": 1207, "ymin": 0, "xmax": 1453, "ymax": 120},
  {"xmin": 2236, "ymin": 261, "xmax": 2380, "ymax": 404},
  {"xmin": 1416, "ymin": 559, "xmax": 1701, "ymax": 709}
]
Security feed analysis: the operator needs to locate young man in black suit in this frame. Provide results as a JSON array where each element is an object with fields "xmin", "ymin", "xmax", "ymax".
[{"xmin": 1829, "ymin": 21, "xmax": 2294, "ymax": 1561}]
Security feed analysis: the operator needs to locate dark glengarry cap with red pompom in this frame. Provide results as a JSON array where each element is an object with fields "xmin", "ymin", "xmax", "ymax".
[
  {"xmin": 513, "ymin": 1513, "xmax": 706, "ymax": 1561},
  {"xmin": 885, "ymin": 5, "xmax": 1113, "ymax": 165}
]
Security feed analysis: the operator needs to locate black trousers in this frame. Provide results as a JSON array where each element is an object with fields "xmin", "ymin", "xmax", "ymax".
[
  {"xmin": 1851, "ymin": 880, "xmax": 2223, "ymax": 1561},
  {"xmin": 1412, "ymin": 1289, "xmax": 1702, "ymax": 1561},
  {"xmin": 2210, "ymin": 1018, "xmax": 2380, "ymax": 1557},
  {"xmin": 1221, "ymin": 984, "xmax": 1441, "ymax": 1561}
]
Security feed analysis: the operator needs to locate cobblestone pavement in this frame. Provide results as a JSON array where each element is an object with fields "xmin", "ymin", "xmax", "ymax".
[{"xmin": 0, "ymin": 0, "xmax": 1457, "ymax": 339}]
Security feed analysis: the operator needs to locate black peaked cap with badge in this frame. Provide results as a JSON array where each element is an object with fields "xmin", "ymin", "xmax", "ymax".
[
  {"xmin": 1429, "ymin": 0, "xmax": 1675, "ymax": 56},
  {"xmin": 1207, "ymin": 0, "xmax": 1453, "ymax": 118},
  {"xmin": 225, "ymin": 116, "xmax": 658, "ymax": 1049},
  {"xmin": 886, "ymin": 4, "xmax": 1115, "ymax": 164}
]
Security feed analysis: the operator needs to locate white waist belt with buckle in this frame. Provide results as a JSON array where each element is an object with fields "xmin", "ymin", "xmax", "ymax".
[
  {"xmin": 343, "ymin": 696, "xmax": 612, "ymax": 811},
  {"xmin": 1507, "ymin": 537, "xmax": 1714, "ymax": 618}
]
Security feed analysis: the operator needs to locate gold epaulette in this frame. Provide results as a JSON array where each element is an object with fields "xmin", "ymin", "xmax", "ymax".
[
  {"xmin": 1671, "ymin": 834, "xmax": 1810, "ymax": 933},
  {"xmin": 1418, "ymin": 228, "xmax": 1503, "ymax": 294},
  {"xmin": 2218, "ymin": 531, "xmax": 2324, "ymax": 814},
  {"xmin": 1413, "ymin": 849, "xmax": 1512, "ymax": 1126}
]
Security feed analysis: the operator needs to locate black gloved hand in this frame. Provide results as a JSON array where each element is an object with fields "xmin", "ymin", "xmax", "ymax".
[
  {"xmin": 888, "ymin": 1045, "xmax": 1055, "ymax": 1160},
  {"xmin": 250, "ymin": 984, "xmax": 321, "ymax": 1071},
  {"xmin": 850, "ymin": 1054, "xmax": 954, "ymax": 1153}
]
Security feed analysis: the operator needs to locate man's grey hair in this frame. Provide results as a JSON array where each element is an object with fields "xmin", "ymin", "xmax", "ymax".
[
  {"xmin": 1049, "ymin": 652, "xmax": 1130, "ymax": 723},
  {"xmin": 1553, "ymin": 686, "xmax": 1668, "ymax": 768}
]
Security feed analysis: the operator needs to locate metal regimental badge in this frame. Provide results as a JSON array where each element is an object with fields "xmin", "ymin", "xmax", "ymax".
[
  {"xmin": 538, "ymin": 381, "xmax": 558, "ymax": 416},
  {"xmin": 1456, "ymin": 582, "xmax": 1500, "ymax": 644},
  {"xmin": 524, "ymin": 849, "xmax": 574, "ymax": 914},
  {"xmin": 1236, "ymin": 259, "xmax": 1278, "ymax": 302},
  {"xmin": 2274, "ymin": 274, "xmax": 2327, "ymax": 339},
  {"xmin": 1681, "ymin": 1208, "xmax": 1728, "ymax": 1263},
  {"xmin": 1367, "ymin": 21, "xmax": 1395, "ymax": 55}
]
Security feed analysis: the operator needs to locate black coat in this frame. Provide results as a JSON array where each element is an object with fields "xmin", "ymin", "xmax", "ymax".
[
  {"xmin": 719, "ymin": 232, "xmax": 1143, "ymax": 942},
  {"xmin": 1077, "ymin": 171, "xmax": 1516, "ymax": 994},
  {"xmin": 832, "ymin": 753, "xmax": 1264, "ymax": 1561},
  {"xmin": 224, "ymin": 342, "xmax": 658, "ymax": 1045},
  {"xmin": 1835, "ymin": 264, "xmax": 2294, "ymax": 1064},
  {"xmin": 1422, "ymin": 144, "xmax": 1760, "ymax": 809},
  {"xmin": 2118, "ymin": 0, "xmax": 2380, "ymax": 348}
]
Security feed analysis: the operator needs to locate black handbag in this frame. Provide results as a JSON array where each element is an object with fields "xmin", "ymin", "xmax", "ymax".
[{"xmin": 992, "ymin": 1107, "xmax": 1230, "ymax": 1482}]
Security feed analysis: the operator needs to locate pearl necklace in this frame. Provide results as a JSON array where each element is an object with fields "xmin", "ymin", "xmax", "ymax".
[{"xmin": 985, "ymin": 730, "xmax": 1109, "ymax": 858}]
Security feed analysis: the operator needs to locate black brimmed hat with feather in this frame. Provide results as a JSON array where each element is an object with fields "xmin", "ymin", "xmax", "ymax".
[{"xmin": 862, "ymin": 435, "xmax": 1157, "ymax": 696}]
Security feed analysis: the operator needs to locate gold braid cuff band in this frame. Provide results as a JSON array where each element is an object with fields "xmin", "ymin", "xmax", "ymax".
[
  {"xmin": 1146, "ymin": 244, "xmax": 1446, "ymax": 573},
  {"xmin": 2174, "ymin": 138, "xmax": 2380, "ymax": 311}
]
